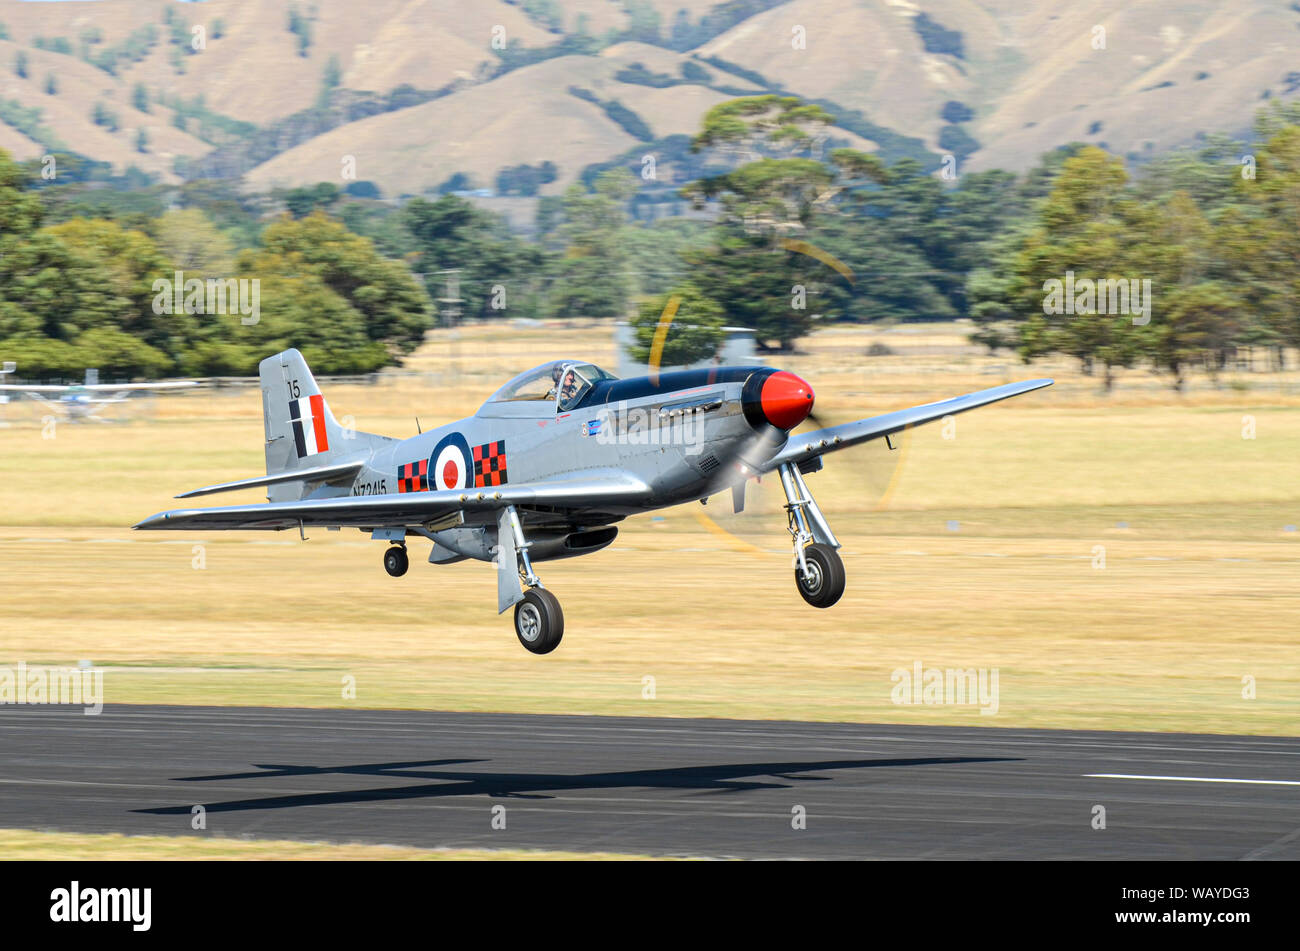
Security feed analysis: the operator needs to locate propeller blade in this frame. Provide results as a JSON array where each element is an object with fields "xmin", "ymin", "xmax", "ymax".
[
  {"xmin": 729, "ymin": 421, "xmax": 788, "ymax": 483},
  {"xmin": 789, "ymin": 407, "xmax": 912, "ymax": 510}
]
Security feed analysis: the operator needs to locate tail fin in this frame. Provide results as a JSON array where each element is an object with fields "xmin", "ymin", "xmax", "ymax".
[{"xmin": 259, "ymin": 349, "xmax": 388, "ymax": 500}]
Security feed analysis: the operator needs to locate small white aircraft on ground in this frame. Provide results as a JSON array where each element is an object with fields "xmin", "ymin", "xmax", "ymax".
[{"xmin": 0, "ymin": 368, "xmax": 196, "ymax": 422}]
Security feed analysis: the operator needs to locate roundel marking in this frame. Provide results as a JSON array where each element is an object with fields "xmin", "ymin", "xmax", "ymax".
[{"xmin": 429, "ymin": 432, "xmax": 473, "ymax": 491}]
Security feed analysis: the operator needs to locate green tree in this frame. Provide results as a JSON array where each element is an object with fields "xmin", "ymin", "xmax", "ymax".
[
  {"xmin": 0, "ymin": 148, "xmax": 43, "ymax": 237},
  {"xmin": 681, "ymin": 97, "xmax": 889, "ymax": 349},
  {"xmin": 0, "ymin": 220, "xmax": 184, "ymax": 377},
  {"xmin": 622, "ymin": 0, "xmax": 662, "ymax": 43},
  {"xmin": 322, "ymin": 54, "xmax": 341, "ymax": 90},
  {"xmin": 282, "ymin": 181, "xmax": 340, "ymax": 218},
  {"xmin": 248, "ymin": 212, "xmax": 433, "ymax": 354},
  {"xmin": 318, "ymin": 54, "xmax": 341, "ymax": 107},
  {"xmin": 153, "ymin": 208, "xmax": 235, "ymax": 275},
  {"xmin": 983, "ymin": 147, "xmax": 1151, "ymax": 389},
  {"xmin": 42, "ymin": 217, "xmax": 186, "ymax": 356},
  {"xmin": 618, "ymin": 218, "xmax": 709, "ymax": 297},
  {"xmin": 71, "ymin": 325, "xmax": 172, "ymax": 377},
  {"xmin": 401, "ymin": 194, "xmax": 547, "ymax": 320},
  {"xmin": 91, "ymin": 102, "xmax": 119, "ymax": 132},
  {"xmin": 179, "ymin": 272, "xmax": 387, "ymax": 376},
  {"xmin": 1230, "ymin": 115, "xmax": 1300, "ymax": 352},
  {"xmin": 547, "ymin": 170, "xmax": 637, "ymax": 319},
  {"xmin": 1132, "ymin": 134, "xmax": 1243, "ymax": 212},
  {"xmin": 690, "ymin": 95, "xmax": 835, "ymax": 158},
  {"xmin": 1153, "ymin": 282, "xmax": 1243, "ymax": 389},
  {"xmin": 685, "ymin": 228, "xmax": 814, "ymax": 351},
  {"xmin": 629, "ymin": 284, "xmax": 726, "ymax": 366}
]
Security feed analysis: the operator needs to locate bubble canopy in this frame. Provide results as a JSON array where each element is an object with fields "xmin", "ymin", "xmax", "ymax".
[{"xmin": 484, "ymin": 361, "xmax": 618, "ymax": 412}]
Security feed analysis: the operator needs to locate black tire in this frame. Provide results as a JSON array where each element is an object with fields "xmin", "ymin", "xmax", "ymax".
[
  {"xmin": 795, "ymin": 543, "xmax": 845, "ymax": 608},
  {"xmin": 383, "ymin": 545, "xmax": 409, "ymax": 578},
  {"xmin": 514, "ymin": 587, "xmax": 564, "ymax": 655}
]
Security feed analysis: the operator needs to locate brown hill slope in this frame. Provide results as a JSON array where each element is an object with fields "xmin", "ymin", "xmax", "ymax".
[
  {"xmin": 695, "ymin": 0, "xmax": 1299, "ymax": 169},
  {"xmin": 0, "ymin": 0, "xmax": 1295, "ymax": 190},
  {"xmin": 0, "ymin": 0, "xmax": 552, "ymax": 125},
  {"xmin": 0, "ymin": 35, "xmax": 212, "ymax": 180},
  {"xmin": 967, "ymin": 0, "xmax": 1300, "ymax": 169},
  {"xmin": 243, "ymin": 44, "xmax": 875, "ymax": 196}
]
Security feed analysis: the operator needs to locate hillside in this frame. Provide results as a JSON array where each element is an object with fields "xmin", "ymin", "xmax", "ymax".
[
  {"xmin": 243, "ymin": 44, "xmax": 880, "ymax": 197},
  {"xmin": 0, "ymin": 0, "xmax": 1294, "ymax": 194},
  {"xmin": 0, "ymin": 0, "xmax": 552, "ymax": 124},
  {"xmin": 0, "ymin": 33, "xmax": 211, "ymax": 180},
  {"xmin": 243, "ymin": 55, "xmax": 648, "ymax": 196},
  {"xmin": 697, "ymin": 0, "xmax": 1300, "ymax": 169},
  {"xmin": 966, "ymin": 0, "xmax": 1300, "ymax": 170}
]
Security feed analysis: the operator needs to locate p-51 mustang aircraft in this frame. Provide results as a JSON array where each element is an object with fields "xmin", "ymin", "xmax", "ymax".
[{"xmin": 136, "ymin": 349, "xmax": 1052, "ymax": 654}]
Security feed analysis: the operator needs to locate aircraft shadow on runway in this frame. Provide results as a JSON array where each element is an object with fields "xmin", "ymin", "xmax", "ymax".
[{"xmin": 134, "ymin": 755, "xmax": 1021, "ymax": 815}]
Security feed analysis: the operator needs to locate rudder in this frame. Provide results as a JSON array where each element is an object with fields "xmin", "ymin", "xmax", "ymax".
[{"xmin": 260, "ymin": 349, "xmax": 346, "ymax": 478}]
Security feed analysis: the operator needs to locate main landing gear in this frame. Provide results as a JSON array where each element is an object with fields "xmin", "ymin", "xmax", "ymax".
[
  {"xmin": 514, "ymin": 587, "xmax": 564, "ymax": 655},
  {"xmin": 497, "ymin": 506, "xmax": 564, "ymax": 654},
  {"xmin": 383, "ymin": 544, "xmax": 409, "ymax": 577},
  {"xmin": 778, "ymin": 462, "xmax": 846, "ymax": 608}
]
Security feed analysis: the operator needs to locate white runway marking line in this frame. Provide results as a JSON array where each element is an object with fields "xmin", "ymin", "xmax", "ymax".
[{"xmin": 1086, "ymin": 773, "xmax": 1300, "ymax": 787}]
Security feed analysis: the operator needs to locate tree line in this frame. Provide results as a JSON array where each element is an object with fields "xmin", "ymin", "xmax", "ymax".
[
  {"xmin": 630, "ymin": 96, "xmax": 1300, "ymax": 389},
  {"xmin": 2, "ymin": 95, "xmax": 1298, "ymax": 388}
]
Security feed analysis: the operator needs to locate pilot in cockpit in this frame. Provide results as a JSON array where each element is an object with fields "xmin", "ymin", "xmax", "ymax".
[{"xmin": 559, "ymin": 369, "xmax": 579, "ymax": 406}]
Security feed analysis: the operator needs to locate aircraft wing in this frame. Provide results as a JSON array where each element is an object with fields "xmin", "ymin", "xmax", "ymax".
[
  {"xmin": 0, "ymin": 382, "xmax": 196, "ymax": 396},
  {"xmin": 134, "ymin": 469, "xmax": 653, "ymax": 531},
  {"xmin": 761, "ymin": 378, "xmax": 1054, "ymax": 472},
  {"xmin": 84, "ymin": 382, "xmax": 197, "ymax": 392}
]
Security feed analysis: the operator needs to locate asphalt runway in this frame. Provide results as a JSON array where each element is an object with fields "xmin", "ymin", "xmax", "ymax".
[{"xmin": 1, "ymin": 705, "xmax": 1296, "ymax": 859}]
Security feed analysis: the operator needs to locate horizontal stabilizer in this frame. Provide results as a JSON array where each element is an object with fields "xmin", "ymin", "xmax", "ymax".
[{"xmin": 175, "ymin": 460, "xmax": 364, "ymax": 498}]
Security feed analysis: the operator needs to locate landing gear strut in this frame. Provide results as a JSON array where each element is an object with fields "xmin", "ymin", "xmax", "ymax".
[
  {"xmin": 497, "ymin": 506, "xmax": 564, "ymax": 654},
  {"xmin": 383, "ymin": 544, "xmax": 409, "ymax": 577},
  {"xmin": 778, "ymin": 462, "xmax": 845, "ymax": 608}
]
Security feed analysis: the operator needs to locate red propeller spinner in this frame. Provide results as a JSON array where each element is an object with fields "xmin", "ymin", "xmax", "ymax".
[{"xmin": 759, "ymin": 370, "xmax": 815, "ymax": 430}]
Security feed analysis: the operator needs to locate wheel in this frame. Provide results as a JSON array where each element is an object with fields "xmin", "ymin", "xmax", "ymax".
[
  {"xmin": 383, "ymin": 545, "xmax": 409, "ymax": 577},
  {"xmin": 513, "ymin": 587, "xmax": 564, "ymax": 655},
  {"xmin": 795, "ymin": 543, "xmax": 845, "ymax": 608}
]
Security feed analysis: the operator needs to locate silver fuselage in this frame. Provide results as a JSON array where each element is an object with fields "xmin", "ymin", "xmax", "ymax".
[{"xmin": 319, "ymin": 368, "xmax": 774, "ymax": 561}]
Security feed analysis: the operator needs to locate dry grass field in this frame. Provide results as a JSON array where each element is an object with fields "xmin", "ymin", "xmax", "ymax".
[
  {"xmin": 0, "ymin": 828, "xmax": 652, "ymax": 861},
  {"xmin": 0, "ymin": 321, "xmax": 1296, "ymax": 736}
]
